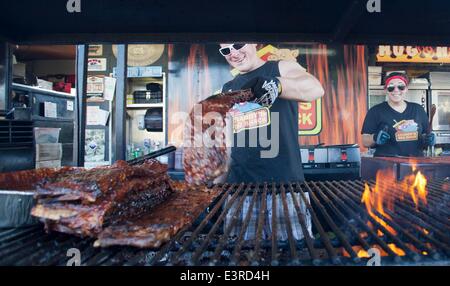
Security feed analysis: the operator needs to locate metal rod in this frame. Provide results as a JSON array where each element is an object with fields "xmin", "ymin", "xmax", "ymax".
[
  {"xmin": 288, "ymin": 184, "xmax": 320, "ymax": 265},
  {"xmin": 14, "ymin": 234, "xmax": 73, "ymax": 266},
  {"xmin": 352, "ymin": 180, "xmax": 449, "ymax": 230},
  {"xmin": 391, "ymin": 205, "xmax": 450, "ymax": 246},
  {"xmin": 189, "ymin": 184, "xmax": 245, "ymax": 265},
  {"xmin": 127, "ymin": 145, "xmax": 176, "ymax": 165},
  {"xmin": 183, "ymin": 184, "xmax": 244, "ymax": 265},
  {"xmin": 230, "ymin": 189, "xmax": 258, "ymax": 266},
  {"xmin": 324, "ymin": 182, "xmax": 401, "ymax": 262},
  {"xmin": 84, "ymin": 248, "xmax": 121, "ymax": 266},
  {"xmin": 210, "ymin": 184, "xmax": 252, "ymax": 265},
  {"xmin": 103, "ymin": 248, "xmax": 143, "ymax": 266},
  {"xmin": 0, "ymin": 232, "xmax": 60, "ymax": 266},
  {"xmin": 0, "ymin": 226, "xmax": 40, "ymax": 243},
  {"xmin": 354, "ymin": 180, "xmax": 450, "ymax": 230},
  {"xmin": 386, "ymin": 210, "xmax": 450, "ymax": 257},
  {"xmin": 271, "ymin": 182, "xmax": 279, "ymax": 266},
  {"xmin": 313, "ymin": 181, "xmax": 372, "ymax": 261},
  {"xmin": 0, "ymin": 229, "xmax": 46, "ymax": 258},
  {"xmin": 252, "ymin": 183, "xmax": 268, "ymax": 266},
  {"xmin": 170, "ymin": 184, "xmax": 235, "ymax": 265},
  {"xmin": 74, "ymin": 44, "xmax": 88, "ymax": 167},
  {"xmin": 280, "ymin": 184, "xmax": 299, "ymax": 265},
  {"xmin": 306, "ymin": 182, "xmax": 360, "ymax": 263},
  {"xmin": 297, "ymin": 184, "xmax": 340, "ymax": 264},
  {"xmin": 337, "ymin": 181, "xmax": 423, "ymax": 261},
  {"xmin": 146, "ymin": 191, "xmax": 227, "ymax": 266},
  {"xmin": 379, "ymin": 179, "xmax": 450, "ymax": 215},
  {"xmin": 365, "ymin": 179, "xmax": 449, "ymax": 215},
  {"xmin": 114, "ymin": 44, "xmax": 128, "ymax": 162}
]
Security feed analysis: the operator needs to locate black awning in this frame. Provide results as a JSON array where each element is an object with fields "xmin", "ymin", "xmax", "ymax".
[{"xmin": 1, "ymin": 0, "xmax": 450, "ymax": 45}]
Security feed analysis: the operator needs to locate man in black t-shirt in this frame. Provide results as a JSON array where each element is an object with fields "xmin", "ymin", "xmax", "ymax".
[
  {"xmin": 361, "ymin": 72, "xmax": 435, "ymax": 157},
  {"xmin": 218, "ymin": 43, "xmax": 324, "ymax": 183},
  {"xmin": 218, "ymin": 43, "xmax": 324, "ymax": 240}
]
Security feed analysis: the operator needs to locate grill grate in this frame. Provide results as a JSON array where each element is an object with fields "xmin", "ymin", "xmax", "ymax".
[{"xmin": 0, "ymin": 180, "xmax": 449, "ymax": 266}]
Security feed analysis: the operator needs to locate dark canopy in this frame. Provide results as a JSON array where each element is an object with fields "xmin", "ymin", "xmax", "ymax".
[{"xmin": 0, "ymin": 0, "xmax": 449, "ymax": 44}]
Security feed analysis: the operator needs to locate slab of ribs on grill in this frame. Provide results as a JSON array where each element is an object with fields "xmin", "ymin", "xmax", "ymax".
[
  {"xmin": 2, "ymin": 160, "xmax": 219, "ymax": 248},
  {"xmin": 183, "ymin": 89, "xmax": 254, "ymax": 185}
]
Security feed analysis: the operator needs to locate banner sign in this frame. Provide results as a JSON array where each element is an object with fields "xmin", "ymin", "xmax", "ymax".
[{"xmin": 377, "ymin": 45, "xmax": 450, "ymax": 63}]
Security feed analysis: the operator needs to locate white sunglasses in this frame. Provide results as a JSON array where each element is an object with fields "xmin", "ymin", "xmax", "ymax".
[{"xmin": 219, "ymin": 43, "xmax": 247, "ymax": 56}]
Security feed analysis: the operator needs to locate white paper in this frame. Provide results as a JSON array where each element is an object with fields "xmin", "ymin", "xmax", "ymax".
[
  {"xmin": 98, "ymin": 109, "xmax": 110, "ymax": 126},
  {"xmin": 67, "ymin": 101, "xmax": 74, "ymax": 111},
  {"xmin": 44, "ymin": 102, "xmax": 57, "ymax": 118},
  {"xmin": 87, "ymin": 106, "xmax": 100, "ymax": 125},
  {"xmin": 87, "ymin": 58, "xmax": 107, "ymax": 71},
  {"xmin": 87, "ymin": 76, "xmax": 104, "ymax": 94},
  {"xmin": 103, "ymin": 77, "xmax": 116, "ymax": 101},
  {"xmin": 86, "ymin": 106, "xmax": 109, "ymax": 126}
]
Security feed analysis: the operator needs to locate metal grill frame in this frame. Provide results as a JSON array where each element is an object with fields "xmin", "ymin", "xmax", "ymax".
[{"xmin": 0, "ymin": 180, "xmax": 449, "ymax": 266}]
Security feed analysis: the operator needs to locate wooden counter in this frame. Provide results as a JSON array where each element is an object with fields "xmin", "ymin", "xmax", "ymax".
[{"xmin": 361, "ymin": 156, "xmax": 450, "ymax": 181}]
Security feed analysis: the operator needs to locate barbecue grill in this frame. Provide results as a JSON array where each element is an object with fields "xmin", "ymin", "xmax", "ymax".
[{"xmin": 0, "ymin": 180, "xmax": 449, "ymax": 266}]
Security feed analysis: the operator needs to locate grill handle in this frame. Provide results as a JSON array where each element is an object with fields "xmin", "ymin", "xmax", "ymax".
[{"xmin": 127, "ymin": 145, "xmax": 176, "ymax": 165}]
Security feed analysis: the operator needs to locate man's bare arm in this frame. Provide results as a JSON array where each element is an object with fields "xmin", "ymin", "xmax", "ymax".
[{"xmin": 278, "ymin": 60, "xmax": 324, "ymax": 102}]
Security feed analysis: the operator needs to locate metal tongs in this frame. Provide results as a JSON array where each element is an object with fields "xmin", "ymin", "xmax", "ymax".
[
  {"xmin": 427, "ymin": 104, "xmax": 436, "ymax": 157},
  {"xmin": 127, "ymin": 145, "xmax": 176, "ymax": 165}
]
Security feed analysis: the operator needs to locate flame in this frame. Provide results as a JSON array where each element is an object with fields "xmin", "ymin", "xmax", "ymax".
[
  {"xmin": 342, "ymin": 246, "xmax": 371, "ymax": 258},
  {"xmin": 361, "ymin": 170, "xmax": 397, "ymax": 236},
  {"xmin": 357, "ymin": 249, "xmax": 370, "ymax": 258},
  {"xmin": 388, "ymin": 243, "xmax": 406, "ymax": 256},
  {"xmin": 404, "ymin": 160, "xmax": 428, "ymax": 208},
  {"xmin": 362, "ymin": 167, "xmax": 429, "ymax": 236},
  {"xmin": 423, "ymin": 228, "xmax": 429, "ymax": 235},
  {"xmin": 401, "ymin": 170, "xmax": 428, "ymax": 209}
]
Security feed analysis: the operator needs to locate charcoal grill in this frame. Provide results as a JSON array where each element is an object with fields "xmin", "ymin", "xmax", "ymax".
[{"xmin": 0, "ymin": 180, "xmax": 449, "ymax": 266}]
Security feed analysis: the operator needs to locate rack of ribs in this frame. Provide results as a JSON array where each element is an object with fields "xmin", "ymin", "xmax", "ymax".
[
  {"xmin": 31, "ymin": 159, "xmax": 174, "ymax": 237},
  {"xmin": 94, "ymin": 182, "xmax": 220, "ymax": 248},
  {"xmin": 183, "ymin": 89, "xmax": 254, "ymax": 186},
  {"xmin": 0, "ymin": 166, "xmax": 78, "ymax": 191}
]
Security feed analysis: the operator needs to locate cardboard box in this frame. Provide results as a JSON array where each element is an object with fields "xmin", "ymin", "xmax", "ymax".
[{"xmin": 36, "ymin": 143, "xmax": 62, "ymax": 162}]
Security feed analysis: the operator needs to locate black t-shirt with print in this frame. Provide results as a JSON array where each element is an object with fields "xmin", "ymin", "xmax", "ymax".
[
  {"xmin": 361, "ymin": 101, "xmax": 429, "ymax": 157},
  {"xmin": 222, "ymin": 61, "xmax": 304, "ymax": 183}
]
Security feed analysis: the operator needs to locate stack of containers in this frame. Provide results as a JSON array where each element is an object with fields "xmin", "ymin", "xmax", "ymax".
[{"xmin": 34, "ymin": 127, "xmax": 62, "ymax": 168}]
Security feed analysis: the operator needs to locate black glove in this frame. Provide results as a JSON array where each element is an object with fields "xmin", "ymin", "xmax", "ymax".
[
  {"xmin": 373, "ymin": 127, "xmax": 390, "ymax": 146},
  {"xmin": 241, "ymin": 76, "xmax": 282, "ymax": 106},
  {"xmin": 421, "ymin": 133, "xmax": 436, "ymax": 147}
]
